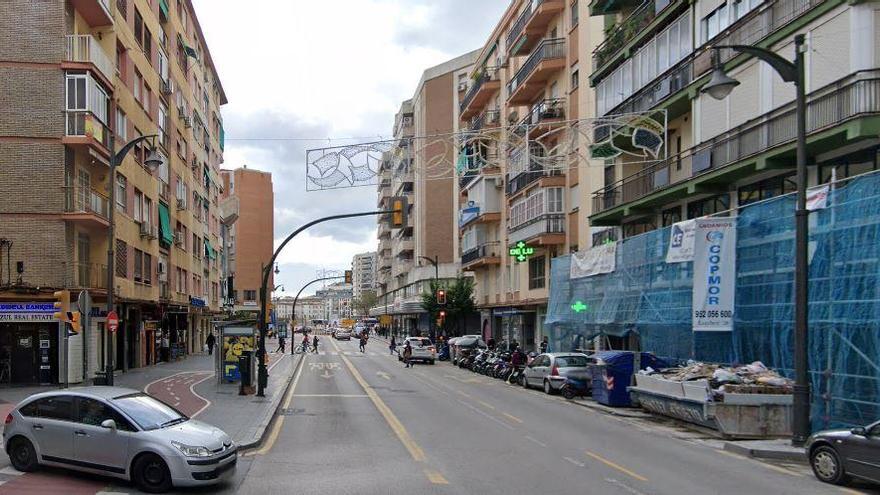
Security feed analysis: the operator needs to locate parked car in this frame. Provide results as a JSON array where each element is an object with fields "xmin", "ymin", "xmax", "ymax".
[
  {"xmin": 398, "ymin": 337, "xmax": 436, "ymax": 364},
  {"xmin": 335, "ymin": 328, "xmax": 352, "ymax": 340},
  {"xmin": 806, "ymin": 420, "xmax": 880, "ymax": 486},
  {"xmin": 3, "ymin": 387, "xmax": 235, "ymax": 493},
  {"xmin": 522, "ymin": 353, "xmax": 594, "ymax": 395}
]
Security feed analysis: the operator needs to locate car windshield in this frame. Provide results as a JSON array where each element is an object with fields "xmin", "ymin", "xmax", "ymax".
[
  {"xmin": 112, "ymin": 393, "xmax": 187, "ymax": 431},
  {"xmin": 555, "ymin": 356, "xmax": 590, "ymax": 367}
]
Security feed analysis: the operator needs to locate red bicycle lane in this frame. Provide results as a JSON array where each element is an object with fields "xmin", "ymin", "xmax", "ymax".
[{"xmin": 144, "ymin": 371, "xmax": 214, "ymax": 417}]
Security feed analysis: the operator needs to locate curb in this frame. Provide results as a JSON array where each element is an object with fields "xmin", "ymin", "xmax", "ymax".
[
  {"xmin": 568, "ymin": 398, "xmax": 652, "ymax": 418},
  {"xmin": 723, "ymin": 441, "xmax": 807, "ymax": 463},
  {"xmin": 238, "ymin": 353, "xmax": 304, "ymax": 450}
]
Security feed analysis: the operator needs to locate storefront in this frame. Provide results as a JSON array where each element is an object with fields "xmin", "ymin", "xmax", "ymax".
[
  {"xmin": 0, "ymin": 302, "xmax": 59, "ymax": 385},
  {"xmin": 492, "ymin": 308, "xmax": 537, "ymax": 351}
]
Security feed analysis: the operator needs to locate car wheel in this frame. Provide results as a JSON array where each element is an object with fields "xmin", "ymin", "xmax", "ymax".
[
  {"xmin": 543, "ymin": 379, "xmax": 554, "ymax": 395},
  {"xmin": 562, "ymin": 387, "xmax": 575, "ymax": 400},
  {"xmin": 810, "ymin": 446, "xmax": 849, "ymax": 485},
  {"xmin": 133, "ymin": 453, "xmax": 173, "ymax": 493},
  {"xmin": 7, "ymin": 436, "xmax": 38, "ymax": 472},
  {"xmin": 522, "ymin": 375, "xmax": 530, "ymax": 389}
]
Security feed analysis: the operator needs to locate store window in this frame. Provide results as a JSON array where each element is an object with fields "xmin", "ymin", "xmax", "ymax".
[
  {"xmin": 622, "ymin": 218, "xmax": 656, "ymax": 238},
  {"xmin": 528, "ymin": 256, "xmax": 546, "ymax": 290},
  {"xmin": 819, "ymin": 148, "xmax": 880, "ymax": 184},
  {"xmin": 687, "ymin": 193, "xmax": 730, "ymax": 219},
  {"xmin": 244, "ymin": 290, "xmax": 257, "ymax": 301},
  {"xmin": 737, "ymin": 174, "xmax": 796, "ymax": 206}
]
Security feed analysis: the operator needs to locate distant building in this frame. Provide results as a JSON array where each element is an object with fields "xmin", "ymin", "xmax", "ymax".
[
  {"xmin": 351, "ymin": 251, "xmax": 377, "ymax": 300},
  {"xmin": 274, "ymin": 295, "xmax": 324, "ymax": 327},
  {"xmin": 315, "ymin": 282, "xmax": 353, "ymax": 323}
]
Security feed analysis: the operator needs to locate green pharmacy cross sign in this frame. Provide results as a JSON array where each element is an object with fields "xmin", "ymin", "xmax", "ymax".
[
  {"xmin": 571, "ymin": 300, "xmax": 589, "ymax": 313},
  {"xmin": 509, "ymin": 241, "xmax": 535, "ymax": 262}
]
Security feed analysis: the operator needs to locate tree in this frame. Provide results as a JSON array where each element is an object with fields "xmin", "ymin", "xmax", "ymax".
[
  {"xmin": 352, "ymin": 291, "xmax": 378, "ymax": 317},
  {"xmin": 421, "ymin": 277, "xmax": 475, "ymax": 336}
]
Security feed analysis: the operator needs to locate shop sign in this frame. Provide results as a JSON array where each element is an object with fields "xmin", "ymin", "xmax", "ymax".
[
  {"xmin": 509, "ymin": 241, "xmax": 535, "ymax": 262},
  {"xmin": 0, "ymin": 303, "xmax": 56, "ymax": 322},
  {"xmin": 665, "ymin": 219, "xmax": 696, "ymax": 263},
  {"xmin": 189, "ymin": 297, "xmax": 206, "ymax": 308},
  {"xmin": 692, "ymin": 218, "xmax": 736, "ymax": 332}
]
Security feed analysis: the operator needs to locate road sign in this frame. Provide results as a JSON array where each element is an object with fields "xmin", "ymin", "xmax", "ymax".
[{"xmin": 107, "ymin": 311, "xmax": 119, "ymax": 333}]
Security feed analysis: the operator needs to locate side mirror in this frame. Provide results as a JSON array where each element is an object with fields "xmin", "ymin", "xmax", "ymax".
[
  {"xmin": 851, "ymin": 427, "xmax": 867, "ymax": 436},
  {"xmin": 101, "ymin": 419, "xmax": 117, "ymax": 430}
]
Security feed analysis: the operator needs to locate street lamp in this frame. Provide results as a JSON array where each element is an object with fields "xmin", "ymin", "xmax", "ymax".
[
  {"xmin": 105, "ymin": 133, "xmax": 163, "ymax": 385},
  {"xmin": 273, "ymin": 285, "xmax": 284, "ymax": 292},
  {"xmin": 702, "ymin": 34, "xmax": 810, "ymax": 445}
]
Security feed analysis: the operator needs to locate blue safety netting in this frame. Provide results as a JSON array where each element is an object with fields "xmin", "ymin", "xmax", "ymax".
[{"xmin": 546, "ymin": 171, "xmax": 880, "ymax": 430}]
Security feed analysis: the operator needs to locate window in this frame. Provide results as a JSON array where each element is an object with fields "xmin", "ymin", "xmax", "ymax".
[
  {"xmin": 115, "ymin": 108, "xmax": 127, "ymax": 141},
  {"xmin": 570, "ymin": 64, "xmax": 579, "ymax": 89},
  {"xmin": 142, "ymin": 82, "xmax": 151, "ymax": 114},
  {"xmin": 687, "ymin": 193, "xmax": 730, "ymax": 219},
  {"xmin": 75, "ymin": 398, "xmax": 136, "ymax": 431},
  {"xmin": 66, "ymin": 74, "xmax": 87, "ymax": 111},
  {"xmin": 529, "ymin": 256, "xmax": 546, "ymax": 289},
  {"xmin": 116, "ymin": 174, "xmax": 127, "ymax": 211},
  {"xmin": 623, "ymin": 219, "xmax": 656, "ymax": 238},
  {"xmin": 662, "ymin": 206, "xmax": 682, "ymax": 227},
  {"xmin": 116, "ymin": 42, "xmax": 127, "ymax": 81},
  {"xmin": 143, "ymin": 253, "xmax": 152, "ymax": 285},
  {"xmin": 143, "ymin": 196, "xmax": 153, "ymax": 226},
  {"xmin": 738, "ymin": 174, "xmax": 796, "ymax": 206},
  {"xmin": 133, "ymin": 188, "xmax": 143, "ymax": 222},
  {"xmin": 134, "ymin": 8, "xmax": 143, "ymax": 48},
  {"xmin": 546, "ymin": 187, "xmax": 563, "ymax": 213},
  {"xmin": 193, "ymin": 234, "xmax": 200, "ymax": 258},
  {"xmin": 176, "ymin": 179, "xmax": 187, "ymax": 201},
  {"xmin": 244, "ymin": 290, "xmax": 257, "ymax": 301},
  {"xmin": 176, "ymin": 131, "xmax": 186, "ymax": 158},
  {"xmin": 158, "ymin": 48, "xmax": 169, "ymax": 83},
  {"xmin": 113, "ymin": 393, "xmax": 184, "ymax": 431},
  {"xmin": 32, "ymin": 396, "xmax": 75, "ymax": 421},
  {"xmin": 571, "ymin": 0, "xmax": 579, "ymax": 27},
  {"xmin": 134, "ymin": 70, "xmax": 143, "ymax": 106},
  {"xmin": 819, "ymin": 148, "xmax": 880, "ymax": 183},
  {"xmin": 134, "ymin": 249, "xmax": 143, "ymax": 282},
  {"xmin": 158, "ymin": 102, "xmax": 168, "ymax": 148}
]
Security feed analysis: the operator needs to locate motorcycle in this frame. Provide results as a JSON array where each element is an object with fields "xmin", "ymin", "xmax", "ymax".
[
  {"xmin": 560, "ymin": 376, "xmax": 592, "ymax": 400},
  {"xmin": 438, "ymin": 344, "xmax": 450, "ymax": 361}
]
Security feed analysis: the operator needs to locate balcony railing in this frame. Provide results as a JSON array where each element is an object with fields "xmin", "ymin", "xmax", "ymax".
[
  {"xmin": 601, "ymin": 0, "xmax": 820, "ymax": 117},
  {"xmin": 592, "ymin": 0, "xmax": 675, "ymax": 71},
  {"xmin": 116, "ymin": 0, "xmax": 127, "ymax": 19},
  {"xmin": 64, "ymin": 186, "xmax": 110, "ymax": 219},
  {"xmin": 460, "ymin": 170, "xmax": 478, "ymax": 189},
  {"xmin": 65, "ymin": 111, "xmax": 111, "ymax": 149},
  {"xmin": 460, "ymin": 67, "xmax": 500, "ymax": 113},
  {"xmin": 507, "ymin": 38, "xmax": 566, "ymax": 97},
  {"xmin": 506, "ymin": 148, "xmax": 563, "ymax": 195},
  {"xmin": 592, "ymin": 70, "xmax": 880, "ymax": 214},
  {"xmin": 508, "ymin": 213, "xmax": 565, "ymax": 245},
  {"xmin": 471, "ymin": 109, "xmax": 501, "ymax": 131},
  {"xmin": 462, "ymin": 241, "xmax": 502, "ymax": 266},
  {"xmin": 506, "ymin": 1, "xmax": 534, "ymax": 51},
  {"xmin": 66, "ymin": 34, "xmax": 114, "ymax": 80},
  {"xmin": 515, "ymin": 98, "xmax": 566, "ymax": 135},
  {"xmin": 66, "ymin": 262, "xmax": 108, "ymax": 289}
]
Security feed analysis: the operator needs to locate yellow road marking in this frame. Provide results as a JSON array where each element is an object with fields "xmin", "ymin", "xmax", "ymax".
[
  {"xmin": 246, "ymin": 353, "xmax": 307, "ymax": 456},
  {"xmin": 330, "ymin": 338, "xmax": 427, "ymax": 462},
  {"xmin": 478, "ymin": 400, "xmax": 495, "ymax": 410},
  {"xmin": 585, "ymin": 451, "xmax": 648, "ymax": 482},
  {"xmin": 839, "ymin": 488, "xmax": 869, "ymax": 495},
  {"xmin": 424, "ymin": 468, "xmax": 449, "ymax": 485},
  {"xmin": 502, "ymin": 412, "xmax": 523, "ymax": 424}
]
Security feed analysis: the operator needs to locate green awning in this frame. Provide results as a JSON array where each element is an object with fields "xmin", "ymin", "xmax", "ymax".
[
  {"xmin": 159, "ymin": 0, "xmax": 169, "ymax": 18},
  {"xmin": 158, "ymin": 203, "xmax": 173, "ymax": 245},
  {"xmin": 219, "ymin": 123, "xmax": 225, "ymax": 151},
  {"xmin": 204, "ymin": 239, "xmax": 217, "ymax": 260}
]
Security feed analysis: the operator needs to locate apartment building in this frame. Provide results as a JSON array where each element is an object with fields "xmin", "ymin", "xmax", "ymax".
[
  {"xmin": 316, "ymin": 282, "xmax": 353, "ymax": 324},
  {"xmin": 0, "ymin": 0, "xmax": 227, "ymax": 385},
  {"xmin": 220, "ymin": 166, "xmax": 274, "ymax": 312},
  {"xmin": 373, "ymin": 53, "xmax": 478, "ymax": 335},
  {"xmin": 587, "ymin": 0, "xmax": 880, "ymax": 238},
  {"xmin": 273, "ymin": 295, "xmax": 323, "ymax": 328},
  {"xmin": 457, "ymin": 0, "xmax": 596, "ymax": 350},
  {"xmin": 351, "ymin": 251, "xmax": 377, "ymax": 301}
]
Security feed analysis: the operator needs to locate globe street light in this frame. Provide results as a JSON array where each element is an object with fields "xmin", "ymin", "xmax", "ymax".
[{"xmin": 702, "ymin": 34, "xmax": 810, "ymax": 445}]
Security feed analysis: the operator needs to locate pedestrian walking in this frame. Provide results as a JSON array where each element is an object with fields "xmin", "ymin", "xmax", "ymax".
[
  {"xmin": 403, "ymin": 341, "xmax": 413, "ymax": 368},
  {"xmin": 389, "ymin": 336, "xmax": 397, "ymax": 355},
  {"xmin": 359, "ymin": 334, "xmax": 367, "ymax": 353},
  {"xmin": 540, "ymin": 336, "xmax": 549, "ymax": 354},
  {"xmin": 312, "ymin": 335, "xmax": 319, "ymax": 354},
  {"xmin": 301, "ymin": 333, "xmax": 310, "ymax": 353},
  {"xmin": 205, "ymin": 332, "xmax": 216, "ymax": 355},
  {"xmin": 276, "ymin": 335, "xmax": 286, "ymax": 354}
]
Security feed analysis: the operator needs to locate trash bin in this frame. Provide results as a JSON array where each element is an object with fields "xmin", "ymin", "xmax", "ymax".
[
  {"xmin": 591, "ymin": 351, "xmax": 669, "ymax": 407},
  {"xmin": 239, "ymin": 353, "xmax": 252, "ymax": 387}
]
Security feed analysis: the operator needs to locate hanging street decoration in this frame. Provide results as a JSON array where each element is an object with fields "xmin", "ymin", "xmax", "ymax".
[{"xmin": 509, "ymin": 241, "xmax": 535, "ymax": 262}]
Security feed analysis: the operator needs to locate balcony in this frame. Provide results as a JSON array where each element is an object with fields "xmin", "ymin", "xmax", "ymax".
[
  {"xmin": 70, "ymin": 0, "xmax": 113, "ymax": 27},
  {"xmin": 66, "ymin": 262, "xmax": 108, "ymax": 290},
  {"xmin": 516, "ymin": 98, "xmax": 565, "ymax": 138},
  {"xmin": 65, "ymin": 35, "xmax": 115, "ymax": 83},
  {"xmin": 592, "ymin": 0, "xmax": 679, "ymax": 73},
  {"xmin": 460, "ymin": 67, "xmax": 501, "ymax": 120},
  {"xmin": 64, "ymin": 111, "xmax": 111, "ymax": 156},
  {"xmin": 591, "ymin": 70, "xmax": 880, "ymax": 219},
  {"xmin": 506, "ymin": 151, "xmax": 565, "ymax": 196},
  {"xmin": 63, "ymin": 186, "xmax": 110, "ymax": 227},
  {"xmin": 459, "ymin": 204, "xmax": 502, "ymax": 229},
  {"xmin": 461, "ymin": 242, "xmax": 502, "ymax": 270},
  {"xmin": 507, "ymin": 38, "xmax": 566, "ymax": 105},
  {"xmin": 470, "ymin": 109, "xmax": 501, "ymax": 132},
  {"xmin": 589, "ymin": 0, "xmax": 643, "ymax": 15},
  {"xmin": 507, "ymin": 0, "xmax": 566, "ymax": 57},
  {"xmin": 508, "ymin": 213, "xmax": 565, "ymax": 246}
]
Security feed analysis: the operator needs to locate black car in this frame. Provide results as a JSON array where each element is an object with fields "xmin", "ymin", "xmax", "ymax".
[{"xmin": 806, "ymin": 420, "xmax": 880, "ymax": 486}]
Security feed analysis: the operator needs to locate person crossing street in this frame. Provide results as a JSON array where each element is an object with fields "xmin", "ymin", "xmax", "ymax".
[{"xmin": 312, "ymin": 334, "xmax": 319, "ymax": 354}]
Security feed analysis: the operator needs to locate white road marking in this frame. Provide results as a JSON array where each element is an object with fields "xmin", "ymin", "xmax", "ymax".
[
  {"xmin": 525, "ymin": 435, "xmax": 547, "ymax": 447},
  {"xmin": 563, "ymin": 456, "xmax": 586, "ymax": 467},
  {"xmin": 457, "ymin": 399, "xmax": 514, "ymax": 430},
  {"xmin": 377, "ymin": 371, "xmax": 392, "ymax": 380},
  {"xmin": 0, "ymin": 466, "xmax": 25, "ymax": 476}
]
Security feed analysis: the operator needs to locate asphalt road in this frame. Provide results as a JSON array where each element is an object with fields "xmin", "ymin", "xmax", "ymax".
[{"xmin": 232, "ymin": 337, "xmax": 878, "ymax": 495}]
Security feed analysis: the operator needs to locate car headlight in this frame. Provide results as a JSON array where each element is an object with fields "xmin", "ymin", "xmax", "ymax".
[{"xmin": 171, "ymin": 440, "xmax": 211, "ymax": 457}]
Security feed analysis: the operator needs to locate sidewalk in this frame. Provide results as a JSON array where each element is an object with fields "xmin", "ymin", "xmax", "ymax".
[{"xmin": 0, "ymin": 347, "xmax": 299, "ymax": 450}]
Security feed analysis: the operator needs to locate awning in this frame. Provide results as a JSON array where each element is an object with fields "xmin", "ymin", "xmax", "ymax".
[
  {"xmin": 159, "ymin": 0, "xmax": 169, "ymax": 19},
  {"xmin": 204, "ymin": 239, "xmax": 217, "ymax": 260},
  {"xmin": 158, "ymin": 203, "xmax": 173, "ymax": 245}
]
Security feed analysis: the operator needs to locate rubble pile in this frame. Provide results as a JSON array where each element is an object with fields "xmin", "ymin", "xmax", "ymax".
[{"xmin": 642, "ymin": 360, "xmax": 793, "ymax": 396}]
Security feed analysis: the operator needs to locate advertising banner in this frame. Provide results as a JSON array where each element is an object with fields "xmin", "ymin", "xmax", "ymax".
[
  {"xmin": 570, "ymin": 242, "xmax": 616, "ymax": 279},
  {"xmin": 692, "ymin": 218, "xmax": 736, "ymax": 332},
  {"xmin": 665, "ymin": 219, "xmax": 696, "ymax": 263}
]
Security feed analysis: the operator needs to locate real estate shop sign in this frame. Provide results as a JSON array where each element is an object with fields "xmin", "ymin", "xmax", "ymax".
[
  {"xmin": 692, "ymin": 218, "xmax": 736, "ymax": 332},
  {"xmin": 0, "ymin": 303, "xmax": 56, "ymax": 322}
]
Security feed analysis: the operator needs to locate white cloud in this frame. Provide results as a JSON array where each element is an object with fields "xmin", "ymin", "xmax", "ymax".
[{"xmin": 192, "ymin": 0, "xmax": 507, "ymax": 294}]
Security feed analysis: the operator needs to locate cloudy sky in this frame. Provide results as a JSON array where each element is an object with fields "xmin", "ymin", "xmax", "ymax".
[{"xmin": 191, "ymin": 0, "xmax": 509, "ymax": 297}]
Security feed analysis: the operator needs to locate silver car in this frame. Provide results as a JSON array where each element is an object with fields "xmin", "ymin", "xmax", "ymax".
[
  {"xmin": 522, "ymin": 353, "xmax": 593, "ymax": 395},
  {"xmin": 3, "ymin": 387, "xmax": 235, "ymax": 493}
]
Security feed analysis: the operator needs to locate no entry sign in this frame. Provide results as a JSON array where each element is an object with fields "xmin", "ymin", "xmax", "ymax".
[{"xmin": 107, "ymin": 311, "xmax": 119, "ymax": 333}]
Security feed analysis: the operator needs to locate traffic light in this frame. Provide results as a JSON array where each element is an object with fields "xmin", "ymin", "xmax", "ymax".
[
  {"xmin": 438, "ymin": 310, "xmax": 446, "ymax": 327},
  {"xmin": 69, "ymin": 311, "xmax": 82, "ymax": 334},
  {"xmin": 437, "ymin": 289, "xmax": 446, "ymax": 306},
  {"xmin": 53, "ymin": 290, "xmax": 70, "ymax": 322},
  {"xmin": 344, "ymin": 270, "xmax": 352, "ymax": 284},
  {"xmin": 390, "ymin": 196, "xmax": 408, "ymax": 228}
]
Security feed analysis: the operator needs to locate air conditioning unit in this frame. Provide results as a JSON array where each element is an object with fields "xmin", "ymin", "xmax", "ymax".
[
  {"xmin": 177, "ymin": 198, "xmax": 187, "ymax": 210},
  {"xmin": 174, "ymin": 231, "xmax": 184, "ymax": 246},
  {"xmin": 161, "ymin": 79, "xmax": 174, "ymax": 95},
  {"xmin": 457, "ymin": 82, "xmax": 468, "ymax": 92},
  {"xmin": 157, "ymin": 259, "xmax": 168, "ymax": 281},
  {"xmin": 183, "ymin": 117, "xmax": 192, "ymax": 128},
  {"xmin": 491, "ymin": 177, "xmax": 504, "ymax": 188},
  {"xmin": 139, "ymin": 222, "xmax": 157, "ymax": 240}
]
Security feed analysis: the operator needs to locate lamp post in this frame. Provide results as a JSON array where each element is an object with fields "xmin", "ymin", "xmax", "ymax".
[
  {"xmin": 701, "ymin": 34, "xmax": 810, "ymax": 445},
  {"xmin": 418, "ymin": 255, "xmax": 439, "ymax": 340},
  {"xmin": 104, "ymin": 134, "xmax": 163, "ymax": 386},
  {"xmin": 289, "ymin": 275, "xmax": 344, "ymax": 353}
]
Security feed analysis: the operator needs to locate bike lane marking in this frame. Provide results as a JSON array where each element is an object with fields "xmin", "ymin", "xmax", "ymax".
[{"xmin": 145, "ymin": 371, "xmax": 213, "ymax": 417}]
